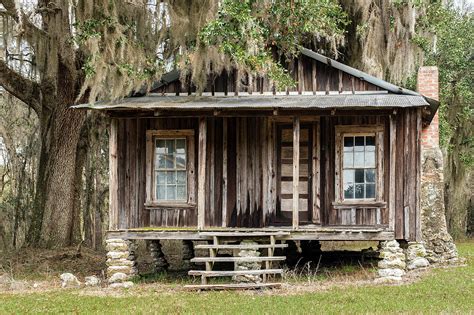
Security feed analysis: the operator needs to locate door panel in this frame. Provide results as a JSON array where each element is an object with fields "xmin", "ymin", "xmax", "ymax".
[{"xmin": 275, "ymin": 124, "xmax": 312, "ymax": 224}]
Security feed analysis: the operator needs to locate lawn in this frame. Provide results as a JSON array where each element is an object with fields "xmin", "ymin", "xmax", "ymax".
[{"xmin": 1, "ymin": 242, "xmax": 473, "ymax": 314}]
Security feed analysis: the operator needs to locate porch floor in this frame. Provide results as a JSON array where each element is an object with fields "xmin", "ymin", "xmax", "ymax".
[{"xmin": 108, "ymin": 226, "xmax": 394, "ymax": 241}]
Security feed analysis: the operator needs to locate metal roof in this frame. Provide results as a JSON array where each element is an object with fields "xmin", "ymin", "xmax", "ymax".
[{"xmin": 73, "ymin": 94, "xmax": 429, "ymax": 110}]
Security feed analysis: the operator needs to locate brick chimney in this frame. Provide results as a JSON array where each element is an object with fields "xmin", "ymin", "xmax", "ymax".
[{"xmin": 417, "ymin": 66, "xmax": 439, "ymax": 149}]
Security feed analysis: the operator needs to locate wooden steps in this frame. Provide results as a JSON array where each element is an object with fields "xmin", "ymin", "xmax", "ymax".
[
  {"xmin": 191, "ymin": 256, "xmax": 286, "ymax": 263},
  {"xmin": 195, "ymin": 244, "xmax": 288, "ymax": 250},
  {"xmin": 184, "ymin": 283, "xmax": 282, "ymax": 290},
  {"xmin": 199, "ymin": 231, "xmax": 290, "ymax": 237},
  {"xmin": 188, "ymin": 269, "xmax": 283, "ymax": 277},
  {"xmin": 187, "ymin": 231, "xmax": 287, "ymax": 290}
]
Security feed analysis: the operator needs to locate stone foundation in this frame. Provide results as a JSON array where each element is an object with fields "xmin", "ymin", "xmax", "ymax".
[
  {"xmin": 182, "ymin": 240, "xmax": 195, "ymax": 270},
  {"xmin": 405, "ymin": 242, "xmax": 430, "ymax": 270},
  {"xmin": 377, "ymin": 240, "xmax": 406, "ymax": 282},
  {"xmin": 106, "ymin": 238, "xmax": 138, "ymax": 287},
  {"xmin": 148, "ymin": 240, "xmax": 169, "ymax": 272},
  {"xmin": 233, "ymin": 240, "xmax": 262, "ymax": 283}
]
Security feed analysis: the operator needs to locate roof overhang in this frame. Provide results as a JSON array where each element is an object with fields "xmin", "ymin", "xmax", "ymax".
[{"xmin": 73, "ymin": 93, "xmax": 430, "ymax": 111}]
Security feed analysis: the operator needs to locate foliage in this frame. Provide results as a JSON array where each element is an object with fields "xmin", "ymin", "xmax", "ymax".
[
  {"xmin": 417, "ymin": 2, "xmax": 473, "ymax": 164},
  {"xmin": 0, "ymin": 94, "xmax": 39, "ymax": 249},
  {"xmin": 199, "ymin": 0, "xmax": 348, "ymax": 89},
  {"xmin": 0, "ymin": 241, "xmax": 473, "ymax": 313},
  {"xmin": 414, "ymin": 1, "xmax": 474, "ymax": 238}
]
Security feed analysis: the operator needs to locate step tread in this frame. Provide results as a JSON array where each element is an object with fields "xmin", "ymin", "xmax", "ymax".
[
  {"xmin": 188, "ymin": 269, "xmax": 283, "ymax": 277},
  {"xmin": 191, "ymin": 256, "xmax": 286, "ymax": 263},
  {"xmin": 199, "ymin": 231, "xmax": 290, "ymax": 237},
  {"xmin": 184, "ymin": 283, "xmax": 282, "ymax": 290},
  {"xmin": 195, "ymin": 244, "xmax": 288, "ymax": 250}
]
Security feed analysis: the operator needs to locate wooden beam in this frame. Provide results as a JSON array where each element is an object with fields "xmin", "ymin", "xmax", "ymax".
[
  {"xmin": 312, "ymin": 122, "xmax": 321, "ymax": 224},
  {"xmin": 292, "ymin": 116, "xmax": 300, "ymax": 229},
  {"xmin": 338, "ymin": 70, "xmax": 343, "ymax": 94},
  {"xmin": 312, "ymin": 60, "xmax": 317, "ymax": 95},
  {"xmin": 109, "ymin": 119, "xmax": 119, "ymax": 230},
  {"xmin": 234, "ymin": 69, "xmax": 240, "ymax": 96},
  {"xmin": 198, "ymin": 117, "xmax": 207, "ymax": 229},
  {"xmin": 222, "ymin": 118, "xmax": 228, "ymax": 227},
  {"xmin": 298, "ymin": 59, "xmax": 304, "ymax": 94},
  {"xmin": 416, "ymin": 108, "xmax": 422, "ymax": 241},
  {"xmin": 248, "ymin": 74, "xmax": 253, "ymax": 95},
  {"xmin": 389, "ymin": 114, "xmax": 397, "ymax": 231}
]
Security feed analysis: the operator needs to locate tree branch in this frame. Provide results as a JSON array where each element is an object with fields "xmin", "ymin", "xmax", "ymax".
[
  {"xmin": 1, "ymin": 0, "xmax": 49, "ymax": 41},
  {"xmin": 0, "ymin": 59, "xmax": 41, "ymax": 114}
]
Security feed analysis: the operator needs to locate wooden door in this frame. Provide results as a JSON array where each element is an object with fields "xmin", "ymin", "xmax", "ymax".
[{"xmin": 275, "ymin": 124, "xmax": 312, "ymax": 224}]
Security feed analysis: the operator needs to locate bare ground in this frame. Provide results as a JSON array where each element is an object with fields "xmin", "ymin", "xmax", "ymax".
[{"xmin": 0, "ymin": 240, "xmax": 444, "ymax": 296}]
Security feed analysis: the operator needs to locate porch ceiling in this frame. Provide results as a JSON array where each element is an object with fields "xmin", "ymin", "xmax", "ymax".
[{"xmin": 73, "ymin": 93, "xmax": 429, "ymax": 111}]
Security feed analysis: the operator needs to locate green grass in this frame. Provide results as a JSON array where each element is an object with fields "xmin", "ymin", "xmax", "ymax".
[{"xmin": 1, "ymin": 242, "xmax": 473, "ymax": 314}]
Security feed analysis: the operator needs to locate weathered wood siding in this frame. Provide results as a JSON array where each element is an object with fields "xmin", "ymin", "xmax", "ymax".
[
  {"xmin": 111, "ymin": 109, "xmax": 421, "ymax": 240},
  {"xmin": 154, "ymin": 54, "xmax": 381, "ymax": 95}
]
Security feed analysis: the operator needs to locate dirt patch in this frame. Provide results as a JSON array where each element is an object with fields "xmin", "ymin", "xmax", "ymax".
[{"xmin": 0, "ymin": 247, "xmax": 106, "ymax": 282}]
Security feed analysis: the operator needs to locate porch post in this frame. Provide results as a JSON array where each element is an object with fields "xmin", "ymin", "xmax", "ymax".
[
  {"xmin": 222, "ymin": 117, "xmax": 228, "ymax": 227},
  {"xmin": 109, "ymin": 118, "xmax": 119, "ymax": 230},
  {"xmin": 292, "ymin": 116, "xmax": 300, "ymax": 229},
  {"xmin": 198, "ymin": 117, "xmax": 207, "ymax": 229}
]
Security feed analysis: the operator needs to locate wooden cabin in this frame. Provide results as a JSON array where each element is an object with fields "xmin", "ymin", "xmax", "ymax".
[{"xmin": 76, "ymin": 48, "xmax": 439, "ymax": 288}]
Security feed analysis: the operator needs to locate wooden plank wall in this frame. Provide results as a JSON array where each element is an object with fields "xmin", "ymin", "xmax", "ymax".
[
  {"xmin": 113, "ymin": 111, "xmax": 421, "ymax": 240},
  {"xmin": 227, "ymin": 117, "xmax": 276, "ymax": 228},
  {"xmin": 320, "ymin": 115, "xmax": 391, "ymax": 226},
  {"xmin": 394, "ymin": 108, "xmax": 421, "ymax": 240},
  {"xmin": 155, "ymin": 54, "xmax": 381, "ymax": 95}
]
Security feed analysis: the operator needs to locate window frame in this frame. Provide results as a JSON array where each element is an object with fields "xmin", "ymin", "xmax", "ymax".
[
  {"xmin": 334, "ymin": 125, "xmax": 385, "ymax": 206},
  {"xmin": 145, "ymin": 129, "xmax": 196, "ymax": 208}
]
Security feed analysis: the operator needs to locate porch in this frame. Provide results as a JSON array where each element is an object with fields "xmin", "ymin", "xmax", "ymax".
[{"xmin": 107, "ymin": 226, "xmax": 395, "ymax": 241}]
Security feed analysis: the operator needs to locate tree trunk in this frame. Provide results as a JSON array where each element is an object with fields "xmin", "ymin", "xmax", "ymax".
[{"xmin": 27, "ymin": 101, "xmax": 86, "ymax": 248}]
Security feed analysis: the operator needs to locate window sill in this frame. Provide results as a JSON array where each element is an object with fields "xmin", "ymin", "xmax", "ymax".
[
  {"xmin": 332, "ymin": 201, "xmax": 387, "ymax": 209},
  {"xmin": 145, "ymin": 202, "xmax": 196, "ymax": 209}
]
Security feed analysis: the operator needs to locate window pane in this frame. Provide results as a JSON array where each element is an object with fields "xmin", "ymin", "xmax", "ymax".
[
  {"xmin": 366, "ymin": 136, "xmax": 376, "ymax": 151},
  {"xmin": 343, "ymin": 170, "xmax": 354, "ymax": 184},
  {"xmin": 166, "ymin": 186, "xmax": 176, "ymax": 200},
  {"xmin": 166, "ymin": 171, "xmax": 176, "ymax": 184},
  {"xmin": 156, "ymin": 185, "xmax": 166, "ymax": 200},
  {"xmin": 177, "ymin": 185, "xmax": 187, "ymax": 200},
  {"xmin": 156, "ymin": 140, "xmax": 166, "ymax": 154},
  {"xmin": 354, "ymin": 152, "xmax": 364, "ymax": 167},
  {"xmin": 366, "ymin": 169, "xmax": 376, "ymax": 183},
  {"xmin": 177, "ymin": 171, "xmax": 186, "ymax": 184},
  {"xmin": 164, "ymin": 154, "xmax": 174, "ymax": 168},
  {"xmin": 365, "ymin": 151, "xmax": 375, "ymax": 168},
  {"xmin": 176, "ymin": 154, "xmax": 186, "ymax": 169},
  {"xmin": 156, "ymin": 171, "xmax": 166, "ymax": 184},
  {"xmin": 355, "ymin": 184, "xmax": 364, "ymax": 199},
  {"xmin": 344, "ymin": 137, "xmax": 353, "ymax": 151},
  {"xmin": 366, "ymin": 183, "xmax": 375, "ymax": 198},
  {"xmin": 355, "ymin": 136, "xmax": 365, "ymax": 151},
  {"xmin": 344, "ymin": 183, "xmax": 354, "ymax": 199},
  {"xmin": 355, "ymin": 169, "xmax": 365, "ymax": 183},
  {"xmin": 343, "ymin": 152, "xmax": 353, "ymax": 168},
  {"xmin": 166, "ymin": 140, "xmax": 174, "ymax": 155},
  {"xmin": 154, "ymin": 137, "xmax": 189, "ymax": 202},
  {"xmin": 176, "ymin": 139, "xmax": 186, "ymax": 154}
]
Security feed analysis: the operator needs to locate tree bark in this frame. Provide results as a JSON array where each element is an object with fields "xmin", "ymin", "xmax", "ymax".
[{"xmin": 27, "ymin": 101, "xmax": 86, "ymax": 248}]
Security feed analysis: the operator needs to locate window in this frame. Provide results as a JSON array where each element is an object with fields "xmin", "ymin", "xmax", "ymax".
[
  {"xmin": 146, "ymin": 130, "xmax": 195, "ymax": 206},
  {"xmin": 335, "ymin": 126, "xmax": 384, "ymax": 204},
  {"xmin": 155, "ymin": 138, "xmax": 187, "ymax": 201},
  {"xmin": 343, "ymin": 135, "xmax": 376, "ymax": 199}
]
